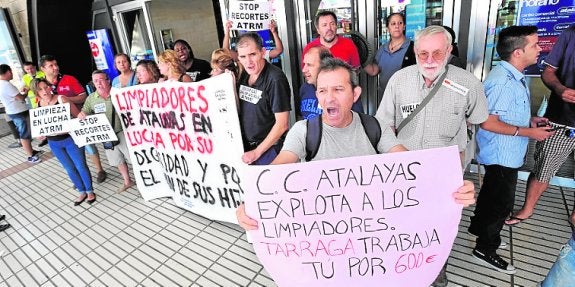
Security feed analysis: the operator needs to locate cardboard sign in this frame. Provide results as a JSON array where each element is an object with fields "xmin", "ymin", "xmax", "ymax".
[
  {"xmin": 69, "ymin": 114, "xmax": 117, "ymax": 147},
  {"xmin": 30, "ymin": 103, "xmax": 71, "ymax": 137},
  {"xmin": 229, "ymin": 0, "xmax": 271, "ymax": 31},
  {"xmin": 244, "ymin": 146, "xmax": 463, "ymax": 287},
  {"xmin": 111, "ymin": 73, "xmax": 245, "ymax": 223}
]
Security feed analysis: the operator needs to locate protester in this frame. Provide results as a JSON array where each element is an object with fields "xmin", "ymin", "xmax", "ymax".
[
  {"xmin": 78, "ymin": 70, "xmax": 135, "ymax": 193},
  {"xmin": 0, "ymin": 64, "xmax": 41, "ymax": 163},
  {"xmin": 210, "ymin": 48, "xmax": 241, "ymax": 78},
  {"xmin": 506, "ymin": 24, "xmax": 575, "ymax": 225},
  {"xmin": 375, "ymin": 25, "xmax": 489, "ymax": 286},
  {"xmin": 302, "ymin": 10, "xmax": 362, "ymax": 113},
  {"xmin": 468, "ymin": 25, "xmax": 553, "ymax": 274},
  {"xmin": 236, "ymin": 32, "xmax": 291, "ymax": 165},
  {"xmin": 158, "ymin": 50, "xmax": 193, "ymax": 83},
  {"xmin": 364, "ymin": 12, "xmax": 416, "ymax": 97},
  {"xmin": 299, "ymin": 46, "xmax": 332, "ymax": 119},
  {"xmin": 173, "ymin": 39, "xmax": 211, "ymax": 82},
  {"xmin": 111, "ymin": 53, "xmax": 137, "ymax": 88},
  {"xmin": 31, "ymin": 78, "xmax": 95, "ymax": 205},
  {"xmin": 21, "ymin": 61, "xmax": 45, "ymax": 109},
  {"xmin": 135, "ymin": 59, "xmax": 161, "ymax": 84},
  {"xmin": 40, "ymin": 55, "xmax": 107, "ymax": 183},
  {"xmin": 236, "ymin": 58, "xmax": 476, "ymax": 246}
]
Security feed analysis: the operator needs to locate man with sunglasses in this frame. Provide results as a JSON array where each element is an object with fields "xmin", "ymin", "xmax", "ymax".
[
  {"xmin": 468, "ymin": 25, "xmax": 554, "ymax": 275},
  {"xmin": 376, "ymin": 25, "xmax": 488, "ymax": 287},
  {"xmin": 507, "ymin": 24, "xmax": 575, "ymax": 227}
]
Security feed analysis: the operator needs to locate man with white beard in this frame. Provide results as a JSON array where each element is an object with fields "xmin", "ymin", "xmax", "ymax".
[{"xmin": 375, "ymin": 25, "xmax": 488, "ymax": 287}]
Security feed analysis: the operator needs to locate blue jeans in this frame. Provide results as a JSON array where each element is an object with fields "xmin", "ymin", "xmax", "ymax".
[
  {"xmin": 48, "ymin": 136, "xmax": 93, "ymax": 193},
  {"xmin": 8, "ymin": 111, "xmax": 31, "ymax": 139},
  {"xmin": 541, "ymin": 236, "xmax": 575, "ymax": 287}
]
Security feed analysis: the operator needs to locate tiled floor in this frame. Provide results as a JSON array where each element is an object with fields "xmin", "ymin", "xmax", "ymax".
[{"xmin": 0, "ymin": 132, "xmax": 573, "ymax": 287}]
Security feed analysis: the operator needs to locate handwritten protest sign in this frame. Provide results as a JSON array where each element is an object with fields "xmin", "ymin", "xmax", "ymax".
[
  {"xmin": 30, "ymin": 103, "xmax": 71, "ymax": 137},
  {"xmin": 244, "ymin": 146, "xmax": 463, "ymax": 287},
  {"xmin": 68, "ymin": 114, "xmax": 118, "ymax": 147},
  {"xmin": 229, "ymin": 0, "xmax": 271, "ymax": 31},
  {"xmin": 111, "ymin": 73, "xmax": 245, "ymax": 223}
]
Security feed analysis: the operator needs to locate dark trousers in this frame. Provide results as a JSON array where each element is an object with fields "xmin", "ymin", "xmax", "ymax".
[{"xmin": 469, "ymin": 164, "xmax": 518, "ymax": 253}]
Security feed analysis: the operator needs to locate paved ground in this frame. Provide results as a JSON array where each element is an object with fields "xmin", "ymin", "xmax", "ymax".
[{"xmin": 0, "ymin": 128, "xmax": 573, "ymax": 286}]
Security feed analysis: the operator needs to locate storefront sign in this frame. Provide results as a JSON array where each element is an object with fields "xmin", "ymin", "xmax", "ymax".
[{"xmin": 518, "ymin": 0, "xmax": 575, "ymax": 75}]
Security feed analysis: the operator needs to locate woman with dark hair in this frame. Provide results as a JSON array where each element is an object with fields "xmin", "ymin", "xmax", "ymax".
[
  {"xmin": 31, "ymin": 78, "xmax": 95, "ymax": 205},
  {"xmin": 364, "ymin": 12, "xmax": 416, "ymax": 97},
  {"xmin": 173, "ymin": 39, "xmax": 212, "ymax": 82},
  {"xmin": 135, "ymin": 59, "xmax": 161, "ymax": 84},
  {"xmin": 111, "ymin": 53, "xmax": 137, "ymax": 88}
]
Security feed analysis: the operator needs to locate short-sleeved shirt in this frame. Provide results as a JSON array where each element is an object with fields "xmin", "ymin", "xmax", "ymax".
[
  {"xmin": 0, "ymin": 80, "xmax": 28, "ymax": 115},
  {"xmin": 282, "ymin": 112, "xmax": 397, "ymax": 161},
  {"xmin": 542, "ymin": 24, "xmax": 575, "ymax": 127},
  {"xmin": 186, "ymin": 58, "xmax": 212, "ymax": 82},
  {"xmin": 111, "ymin": 73, "xmax": 137, "ymax": 88},
  {"xmin": 373, "ymin": 40, "xmax": 413, "ymax": 96},
  {"xmin": 50, "ymin": 74, "xmax": 86, "ymax": 110},
  {"xmin": 303, "ymin": 36, "xmax": 361, "ymax": 69},
  {"xmin": 299, "ymin": 83, "xmax": 321, "ymax": 120},
  {"xmin": 238, "ymin": 61, "xmax": 291, "ymax": 144},
  {"xmin": 376, "ymin": 64, "xmax": 488, "ymax": 151},
  {"xmin": 476, "ymin": 61, "xmax": 531, "ymax": 168},
  {"xmin": 22, "ymin": 71, "xmax": 45, "ymax": 108},
  {"xmin": 82, "ymin": 90, "xmax": 123, "ymax": 133}
]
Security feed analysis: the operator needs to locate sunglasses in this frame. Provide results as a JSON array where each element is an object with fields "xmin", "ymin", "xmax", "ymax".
[{"xmin": 417, "ymin": 50, "xmax": 447, "ymax": 61}]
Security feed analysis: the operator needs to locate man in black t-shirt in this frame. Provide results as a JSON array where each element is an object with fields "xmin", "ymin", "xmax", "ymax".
[{"xmin": 236, "ymin": 32, "xmax": 291, "ymax": 165}]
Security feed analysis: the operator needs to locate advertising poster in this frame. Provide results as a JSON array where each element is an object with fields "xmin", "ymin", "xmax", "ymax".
[
  {"xmin": 405, "ymin": 0, "xmax": 426, "ymax": 40},
  {"xmin": 86, "ymin": 29, "xmax": 118, "ymax": 81},
  {"xmin": 110, "ymin": 74, "xmax": 245, "ymax": 223},
  {"xmin": 518, "ymin": 0, "xmax": 575, "ymax": 75},
  {"xmin": 244, "ymin": 146, "xmax": 464, "ymax": 287}
]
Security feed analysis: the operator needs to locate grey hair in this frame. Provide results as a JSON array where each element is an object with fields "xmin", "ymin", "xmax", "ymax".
[{"xmin": 414, "ymin": 25, "xmax": 452, "ymax": 49}]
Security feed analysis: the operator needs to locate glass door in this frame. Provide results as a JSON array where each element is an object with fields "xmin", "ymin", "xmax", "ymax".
[
  {"xmin": 0, "ymin": 8, "xmax": 25, "ymax": 84},
  {"xmin": 112, "ymin": 0, "xmax": 157, "ymax": 68}
]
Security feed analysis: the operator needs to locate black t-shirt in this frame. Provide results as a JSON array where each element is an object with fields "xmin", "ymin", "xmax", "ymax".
[
  {"xmin": 186, "ymin": 58, "xmax": 212, "ymax": 82},
  {"xmin": 238, "ymin": 61, "xmax": 291, "ymax": 144}
]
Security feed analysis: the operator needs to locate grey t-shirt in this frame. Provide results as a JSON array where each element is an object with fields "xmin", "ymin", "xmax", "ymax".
[{"xmin": 282, "ymin": 112, "xmax": 397, "ymax": 161}]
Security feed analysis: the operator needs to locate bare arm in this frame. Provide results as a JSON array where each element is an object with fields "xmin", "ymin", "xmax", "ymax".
[
  {"xmin": 363, "ymin": 63, "xmax": 380, "ymax": 76},
  {"xmin": 268, "ymin": 20, "xmax": 284, "ymax": 59},
  {"xmin": 242, "ymin": 111, "xmax": 289, "ymax": 164},
  {"xmin": 480, "ymin": 114, "xmax": 554, "ymax": 141},
  {"xmin": 542, "ymin": 65, "xmax": 575, "ymax": 104},
  {"xmin": 223, "ymin": 20, "xmax": 239, "ymax": 61},
  {"xmin": 65, "ymin": 92, "xmax": 87, "ymax": 105}
]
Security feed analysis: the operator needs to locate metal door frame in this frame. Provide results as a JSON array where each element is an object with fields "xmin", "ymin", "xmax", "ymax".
[{"xmin": 111, "ymin": 0, "xmax": 157, "ymax": 60}]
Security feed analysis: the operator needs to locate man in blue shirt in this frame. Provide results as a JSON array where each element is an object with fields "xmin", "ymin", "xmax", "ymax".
[
  {"xmin": 468, "ymin": 26, "xmax": 554, "ymax": 274},
  {"xmin": 299, "ymin": 46, "xmax": 332, "ymax": 120}
]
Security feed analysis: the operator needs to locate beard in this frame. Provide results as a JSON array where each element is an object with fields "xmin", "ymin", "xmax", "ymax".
[{"xmin": 416, "ymin": 55, "xmax": 450, "ymax": 82}]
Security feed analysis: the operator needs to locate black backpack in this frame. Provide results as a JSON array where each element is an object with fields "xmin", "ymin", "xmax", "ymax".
[{"xmin": 305, "ymin": 113, "xmax": 381, "ymax": 162}]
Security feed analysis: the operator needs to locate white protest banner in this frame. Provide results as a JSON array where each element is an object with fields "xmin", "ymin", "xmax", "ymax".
[
  {"xmin": 111, "ymin": 73, "xmax": 246, "ymax": 223},
  {"xmin": 69, "ymin": 114, "xmax": 117, "ymax": 147},
  {"xmin": 30, "ymin": 103, "xmax": 71, "ymax": 138},
  {"xmin": 244, "ymin": 146, "xmax": 463, "ymax": 287},
  {"xmin": 229, "ymin": 0, "xmax": 271, "ymax": 31}
]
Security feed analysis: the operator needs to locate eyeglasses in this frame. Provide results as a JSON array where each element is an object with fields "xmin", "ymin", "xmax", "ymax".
[{"xmin": 417, "ymin": 50, "xmax": 447, "ymax": 61}]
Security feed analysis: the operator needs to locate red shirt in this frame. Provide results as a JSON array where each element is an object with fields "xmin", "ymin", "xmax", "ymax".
[{"xmin": 303, "ymin": 36, "xmax": 360, "ymax": 69}]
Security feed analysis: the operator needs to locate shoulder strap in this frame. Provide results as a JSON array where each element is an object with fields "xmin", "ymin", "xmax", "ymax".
[
  {"xmin": 305, "ymin": 117, "xmax": 323, "ymax": 162},
  {"xmin": 358, "ymin": 113, "xmax": 381, "ymax": 154},
  {"xmin": 401, "ymin": 41, "xmax": 416, "ymax": 68},
  {"xmin": 396, "ymin": 65, "xmax": 449, "ymax": 135}
]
